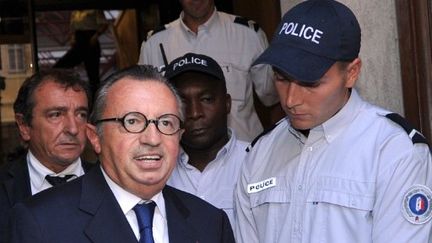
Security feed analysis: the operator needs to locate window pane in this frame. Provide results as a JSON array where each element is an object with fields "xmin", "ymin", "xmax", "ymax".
[
  {"xmin": 16, "ymin": 48, "xmax": 24, "ymax": 70},
  {"xmin": 7, "ymin": 44, "xmax": 25, "ymax": 73},
  {"xmin": 8, "ymin": 47, "xmax": 16, "ymax": 70}
]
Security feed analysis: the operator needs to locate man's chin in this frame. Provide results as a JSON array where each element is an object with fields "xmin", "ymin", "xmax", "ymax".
[
  {"xmin": 181, "ymin": 139, "xmax": 212, "ymax": 150},
  {"xmin": 291, "ymin": 124, "xmax": 314, "ymax": 133},
  {"xmin": 53, "ymin": 155, "xmax": 80, "ymax": 165}
]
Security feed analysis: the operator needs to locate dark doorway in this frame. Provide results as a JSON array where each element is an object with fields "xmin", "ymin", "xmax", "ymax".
[{"xmin": 396, "ymin": 0, "xmax": 432, "ymax": 141}]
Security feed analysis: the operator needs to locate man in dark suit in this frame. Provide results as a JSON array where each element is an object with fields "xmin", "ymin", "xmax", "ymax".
[
  {"xmin": 0, "ymin": 69, "xmax": 93, "ymax": 243},
  {"xmin": 9, "ymin": 65, "xmax": 235, "ymax": 243}
]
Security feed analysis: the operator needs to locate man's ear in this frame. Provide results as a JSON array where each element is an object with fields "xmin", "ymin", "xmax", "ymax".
[
  {"xmin": 15, "ymin": 114, "xmax": 31, "ymax": 142},
  {"xmin": 86, "ymin": 123, "xmax": 101, "ymax": 154},
  {"xmin": 345, "ymin": 58, "xmax": 362, "ymax": 88},
  {"xmin": 225, "ymin": 93, "xmax": 231, "ymax": 114}
]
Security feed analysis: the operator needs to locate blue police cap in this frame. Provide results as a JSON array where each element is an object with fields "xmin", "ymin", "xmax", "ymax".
[{"xmin": 254, "ymin": 0, "xmax": 361, "ymax": 83}]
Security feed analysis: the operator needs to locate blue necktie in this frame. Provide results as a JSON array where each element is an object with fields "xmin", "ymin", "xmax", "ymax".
[{"xmin": 133, "ymin": 201, "xmax": 156, "ymax": 243}]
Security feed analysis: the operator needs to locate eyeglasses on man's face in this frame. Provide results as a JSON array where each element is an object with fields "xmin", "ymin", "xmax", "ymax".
[{"xmin": 96, "ymin": 112, "xmax": 183, "ymax": 135}]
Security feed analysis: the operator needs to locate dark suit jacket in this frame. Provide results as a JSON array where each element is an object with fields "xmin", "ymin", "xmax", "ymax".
[
  {"xmin": 0, "ymin": 153, "xmax": 95, "ymax": 243},
  {"xmin": 9, "ymin": 166, "xmax": 235, "ymax": 243}
]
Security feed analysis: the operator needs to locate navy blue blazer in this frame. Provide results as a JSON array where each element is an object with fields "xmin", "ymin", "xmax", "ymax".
[
  {"xmin": 9, "ymin": 166, "xmax": 235, "ymax": 243},
  {"xmin": 0, "ymin": 153, "xmax": 95, "ymax": 243}
]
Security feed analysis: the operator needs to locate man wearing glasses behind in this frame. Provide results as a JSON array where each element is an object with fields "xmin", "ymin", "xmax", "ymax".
[{"xmin": 9, "ymin": 65, "xmax": 235, "ymax": 243}]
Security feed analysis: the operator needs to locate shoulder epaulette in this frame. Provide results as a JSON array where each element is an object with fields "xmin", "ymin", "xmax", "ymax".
[
  {"xmin": 146, "ymin": 25, "xmax": 167, "ymax": 39},
  {"xmin": 385, "ymin": 113, "xmax": 429, "ymax": 145},
  {"xmin": 234, "ymin": 16, "xmax": 260, "ymax": 32},
  {"xmin": 246, "ymin": 121, "xmax": 281, "ymax": 152}
]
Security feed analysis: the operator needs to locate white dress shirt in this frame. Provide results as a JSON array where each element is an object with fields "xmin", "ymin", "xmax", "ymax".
[
  {"xmin": 27, "ymin": 151, "xmax": 84, "ymax": 195},
  {"xmin": 101, "ymin": 167, "xmax": 169, "ymax": 243}
]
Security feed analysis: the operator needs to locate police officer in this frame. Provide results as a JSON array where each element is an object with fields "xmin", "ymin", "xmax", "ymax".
[
  {"xmin": 138, "ymin": 0, "xmax": 283, "ymax": 142},
  {"xmin": 234, "ymin": 1, "xmax": 432, "ymax": 242},
  {"xmin": 165, "ymin": 53, "xmax": 248, "ymax": 226}
]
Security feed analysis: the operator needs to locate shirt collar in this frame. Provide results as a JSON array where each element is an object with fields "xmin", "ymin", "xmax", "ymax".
[
  {"xmin": 315, "ymin": 89, "xmax": 364, "ymax": 143},
  {"xmin": 286, "ymin": 89, "xmax": 364, "ymax": 144},
  {"xmin": 27, "ymin": 150, "xmax": 83, "ymax": 191},
  {"xmin": 101, "ymin": 166, "xmax": 166, "ymax": 220},
  {"xmin": 179, "ymin": 7, "xmax": 218, "ymax": 35}
]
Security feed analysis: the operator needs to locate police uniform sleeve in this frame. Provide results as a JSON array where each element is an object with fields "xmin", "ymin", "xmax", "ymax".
[
  {"xmin": 137, "ymin": 40, "xmax": 147, "ymax": 65},
  {"xmin": 137, "ymin": 35, "xmax": 155, "ymax": 66},
  {"xmin": 137, "ymin": 26, "xmax": 167, "ymax": 66},
  {"xmin": 372, "ymin": 132, "xmax": 432, "ymax": 242},
  {"xmin": 247, "ymin": 23, "xmax": 279, "ymax": 107},
  {"xmin": 234, "ymin": 149, "xmax": 260, "ymax": 243}
]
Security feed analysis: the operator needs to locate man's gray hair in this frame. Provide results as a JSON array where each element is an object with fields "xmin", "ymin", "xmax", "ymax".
[{"xmin": 90, "ymin": 65, "xmax": 184, "ymax": 135}]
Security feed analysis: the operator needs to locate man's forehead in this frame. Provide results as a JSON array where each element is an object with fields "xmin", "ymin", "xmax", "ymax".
[
  {"xmin": 109, "ymin": 78, "xmax": 174, "ymax": 99},
  {"xmin": 36, "ymin": 79, "xmax": 64, "ymax": 91},
  {"xmin": 35, "ymin": 79, "xmax": 85, "ymax": 95},
  {"xmin": 106, "ymin": 78, "xmax": 179, "ymax": 115},
  {"xmin": 34, "ymin": 81, "xmax": 88, "ymax": 104}
]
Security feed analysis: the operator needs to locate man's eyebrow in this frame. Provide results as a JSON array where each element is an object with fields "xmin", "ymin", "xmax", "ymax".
[
  {"xmin": 43, "ymin": 106, "xmax": 89, "ymax": 112},
  {"xmin": 44, "ymin": 106, "xmax": 68, "ymax": 112},
  {"xmin": 76, "ymin": 106, "xmax": 89, "ymax": 112}
]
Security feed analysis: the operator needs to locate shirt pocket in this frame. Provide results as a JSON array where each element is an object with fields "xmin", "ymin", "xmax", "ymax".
[
  {"xmin": 250, "ymin": 188, "xmax": 291, "ymax": 208},
  {"xmin": 249, "ymin": 176, "xmax": 291, "ymax": 208},
  {"xmin": 309, "ymin": 176, "xmax": 375, "ymax": 211},
  {"xmin": 218, "ymin": 61, "xmax": 249, "ymax": 103},
  {"xmin": 248, "ymin": 176, "xmax": 291, "ymax": 238},
  {"xmin": 308, "ymin": 177, "xmax": 375, "ymax": 242}
]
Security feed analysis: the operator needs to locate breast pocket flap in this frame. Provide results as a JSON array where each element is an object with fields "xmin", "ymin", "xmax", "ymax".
[{"xmin": 312, "ymin": 177, "xmax": 375, "ymax": 211}]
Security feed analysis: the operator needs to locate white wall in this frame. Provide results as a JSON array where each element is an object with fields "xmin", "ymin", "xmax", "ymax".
[{"xmin": 279, "ymin": 0, "xmax": 404, "ymax": 114}]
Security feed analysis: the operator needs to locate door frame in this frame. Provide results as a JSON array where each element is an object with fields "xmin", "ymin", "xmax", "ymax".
[{"xmin": 395, "ymin": 0, "xmax": 432, "ymax": 141}]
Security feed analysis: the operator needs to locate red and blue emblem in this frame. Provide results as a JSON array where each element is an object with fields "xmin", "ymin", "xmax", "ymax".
[{"xmin": 402, "ymin": 185, "xmax": 432, "ymax": 224}]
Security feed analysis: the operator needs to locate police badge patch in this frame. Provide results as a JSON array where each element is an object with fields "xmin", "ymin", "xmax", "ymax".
[{"xmin": 402, "ymin": 185, "xmax": 432, "ymax": 224}]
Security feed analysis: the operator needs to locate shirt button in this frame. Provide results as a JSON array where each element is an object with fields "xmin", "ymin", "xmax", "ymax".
[
  {"xmin": 308, "ymin": 147, "xmax": 313, "ymax": 151},
  {"xmin": 298, "ymin": 185, "xmax": 303, "ymax": 191}
]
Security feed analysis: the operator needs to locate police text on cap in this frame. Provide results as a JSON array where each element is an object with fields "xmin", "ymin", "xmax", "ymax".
[
  {"xmin": 173, "ymin": 56, "xmax": 208, "ymax": 71},
  {"xmin": 279, "ymin": 22, "xmax": 323, "ymax": 44}
]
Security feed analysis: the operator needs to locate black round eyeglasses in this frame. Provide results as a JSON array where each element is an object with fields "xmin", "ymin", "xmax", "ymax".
[{"xmin": 96, "ymin": 112, "xmax": 183, "ymax": 135}]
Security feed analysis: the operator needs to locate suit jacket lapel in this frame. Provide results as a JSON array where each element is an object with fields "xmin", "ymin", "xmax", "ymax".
[
  {"xmin": 3, "ymin": 157, "xmax": 31, "ymax": 206},
  {"xmin": 80, "ymin": 167, "xmax": 138, "ymax": 243},
  {"xmin": 3, "ymin": 156, "xmax": 94, "ymax": 207},
  {"xmin": 81, "ymin": 160, "xmax": 97, "ymax": 172},
  {"xmin": 164, "ymin": 186, "xmax": 199, "ymax": 243}
]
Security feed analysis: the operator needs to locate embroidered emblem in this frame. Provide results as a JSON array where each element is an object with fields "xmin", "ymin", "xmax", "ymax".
[
  {"xmin": 247, "ymin": 177, "xmax": 276, "ymax": 193},
  {"xmin": 402, "ymin": 185, "xmax": 432, "ymax": 224}
]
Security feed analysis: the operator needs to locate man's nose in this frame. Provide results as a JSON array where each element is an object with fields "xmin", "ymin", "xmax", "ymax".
[{"xmin": 284, "ymin": 82, "xmax": 303, "ymax": 109}]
